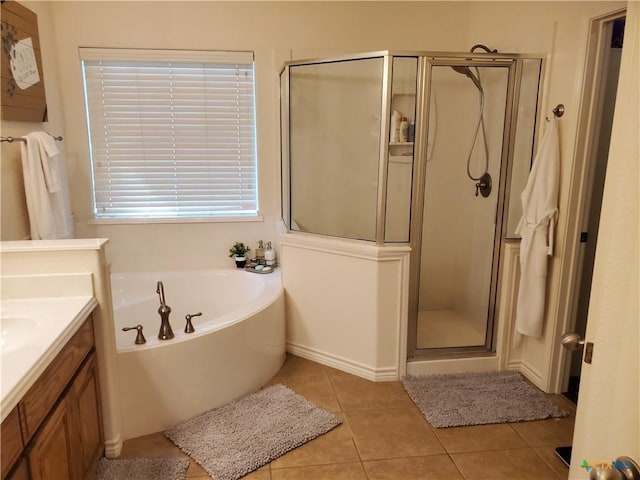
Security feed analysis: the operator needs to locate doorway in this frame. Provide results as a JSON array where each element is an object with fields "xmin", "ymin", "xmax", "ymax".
[
  {"xmin": 554, "ymin": 9, "xmax": 626, "ymax": 468},
  {"xmin": 563, "ymin": 13, "xmax": 626, "ymax": 405}
]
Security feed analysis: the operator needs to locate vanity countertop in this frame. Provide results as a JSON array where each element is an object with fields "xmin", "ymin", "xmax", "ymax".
[{"xmin": 1, "ymin": 295, "xmax": 97, "ymax": 422}]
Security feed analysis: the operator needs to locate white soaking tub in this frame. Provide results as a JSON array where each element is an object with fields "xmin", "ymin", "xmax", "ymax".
[{"xmin": 110, "ymin": 268, "xmax": 285, "ymax": 439}]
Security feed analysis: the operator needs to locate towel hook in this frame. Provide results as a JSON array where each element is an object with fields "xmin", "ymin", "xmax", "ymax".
[
  {"xmin": 546, "ymin": 104, "xmax": 565, "ymax": 122},
  {"xmin": 553, "ymin": 104, "xmax": 565, "ymax": 118}
]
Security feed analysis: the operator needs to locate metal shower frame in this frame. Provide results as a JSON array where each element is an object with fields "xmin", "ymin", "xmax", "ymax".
[{"xmin": 280, "ymin": 50, "xmax": 547, "ymax": 357}]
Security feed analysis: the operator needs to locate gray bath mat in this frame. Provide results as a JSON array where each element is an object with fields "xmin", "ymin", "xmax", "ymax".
[
  {"xmin": 95, "ymin": 457, "xmax": 189, "ymax": 480},
  {"xmin": 165, "ymin": 384, "xmax": 341, "ymax": 480},
  {"xmin": 403, "ymin": 370, "xmax": 567, "ymax": 428}
]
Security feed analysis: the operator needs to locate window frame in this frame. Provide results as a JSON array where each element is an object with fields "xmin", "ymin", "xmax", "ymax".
[{"xmin": 79, "ymin": 48, "xmax": 261, "ymax": 224}]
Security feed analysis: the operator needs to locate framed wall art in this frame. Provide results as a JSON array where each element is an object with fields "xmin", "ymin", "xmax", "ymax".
[{"xmin": 1, "ymin": 0, "xmax": 47, "ymax": 122}]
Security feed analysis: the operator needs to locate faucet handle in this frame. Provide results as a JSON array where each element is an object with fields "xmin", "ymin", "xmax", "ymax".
[
  {"xmin": 122, "ymin": 324, "xmax": 146, "ymax": 345},
  {"xmin": 185, "ymin": 312, "xmax": 202, "ymax": 334}
]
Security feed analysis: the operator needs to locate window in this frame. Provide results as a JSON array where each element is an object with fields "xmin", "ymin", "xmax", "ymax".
[{"xmin": 80, "ymin": 48, "xmax": 258, "ymax": 221}]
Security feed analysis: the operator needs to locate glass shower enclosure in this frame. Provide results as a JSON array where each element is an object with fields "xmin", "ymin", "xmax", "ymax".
[{"xmin": 280, "ymin": 51, "xmax": 544, "ymax": 357}]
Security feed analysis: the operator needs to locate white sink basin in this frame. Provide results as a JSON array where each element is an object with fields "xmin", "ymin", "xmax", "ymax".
[{"xmin": 0, "ymin": 315, "xmax": 39, "ymax": 355}]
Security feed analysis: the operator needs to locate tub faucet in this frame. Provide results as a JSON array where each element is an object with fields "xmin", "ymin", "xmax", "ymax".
[{"xmin": 156, "ymin": 281, "xmax": 174, "ymax": 340}]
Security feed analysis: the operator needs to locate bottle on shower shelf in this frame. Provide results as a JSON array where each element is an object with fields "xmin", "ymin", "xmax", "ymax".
[
  {"xmin": 399, "ymin": 117, "xmax": 409, "ymax": 142},
  {"xmin": 390, "ymin": 110, "xmax": 402, "ymax": 143}
]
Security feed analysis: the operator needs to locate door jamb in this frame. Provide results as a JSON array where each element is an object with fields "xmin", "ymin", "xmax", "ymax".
[{"xmin": 548, "ymin": 7, "xmax": 627, "ymax": 394}]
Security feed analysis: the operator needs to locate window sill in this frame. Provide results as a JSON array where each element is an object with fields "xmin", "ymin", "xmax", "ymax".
[{"xmin": 87, "ymin": 215, "xmax": 264, "ymax": 225}]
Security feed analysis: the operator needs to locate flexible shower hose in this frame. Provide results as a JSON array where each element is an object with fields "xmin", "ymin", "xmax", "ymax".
[{"xmin": 465, "ymin": 67, "xmax": 490, "ymax": 182}]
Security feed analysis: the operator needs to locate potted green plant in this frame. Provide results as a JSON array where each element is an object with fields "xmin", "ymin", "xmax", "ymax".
[{"xmin": 229, "ymin": 242, "xmax": 251, "ymax": 268}]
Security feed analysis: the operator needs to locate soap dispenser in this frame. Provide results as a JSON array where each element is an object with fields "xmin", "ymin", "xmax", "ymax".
[
  {"xmin": 265, "ymin": 241, "xmax": 276, "ymax": 266},
  {"xmin": 256, "ymin": 240, "xmax": 265, "ymax": 264}
]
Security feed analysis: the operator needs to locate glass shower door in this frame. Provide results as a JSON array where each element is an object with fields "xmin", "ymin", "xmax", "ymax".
[{"xmin": 416, "ymin": 62, "xmax": 511, "ymax": 351}]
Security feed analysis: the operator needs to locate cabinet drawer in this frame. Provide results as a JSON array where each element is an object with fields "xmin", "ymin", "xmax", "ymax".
[
  {"xmin": 19, "ymin": 318, "xmax": 94, "ymax": 443},
  {"xmin": 1, "ymin": 407, "xmax": 23, "ymax": 479}
]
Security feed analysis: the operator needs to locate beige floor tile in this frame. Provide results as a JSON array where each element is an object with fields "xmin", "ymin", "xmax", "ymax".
[
  {"xmin": 120, "ymin": 432, "xmax": 185, "ymax": 458},
  {"xmin": 272, "ymin": 354, "xmax": 330, "ymax": 379},
  {"xmin": 451, "ymin": 448, "xmax": 560, "ymax": 479},
  {"xmin": 551, "ymin": 394, "xmax": 577, "ymax": 415},
  {"xmin": 271, "ymin": 462, "xmax": 366, "ymax": 480},
  {"xmin": 434, "ymin": 423, "xmax": 527, "ymax": 453},
  {"xmin": 346, "ymin": 408, "xmax": 444, "ymax": 461},
  {"xmin": 330, "ymin": 375, "xmax": 414, "ymax": 411},
  {"xmin": 270, "ymin": 419, "xmax": 359, "ymax": 469},
  {"xmin": 272, "ymin": 375, "xmax": 342, "ymax": 413},
  {"xmin": 510, "ymin": 417, "xmax": 574, "ymax": 447},
  {"xmin": 534, "ymin": 446, "xmax": 570, "ymax": 479},
  {"xmin": 364, "ymin": 455, "xmax": 464, "ymax": 480},
  {"xmin": 239, "ymin": 470, "xmax": 272, "ymax": 480}
]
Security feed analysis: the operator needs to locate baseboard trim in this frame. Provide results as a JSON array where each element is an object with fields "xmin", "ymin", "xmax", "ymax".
[
  {"xmin": 518, "ymin": 361, "xmax": 544, "ymax": 390},
  {"xmin": 286, "ymin": 342, "xmax": 398, "ymax": 382},
  {"xmin": 103, "ymin": 434, "xmax": 123, "ymax": 458}
]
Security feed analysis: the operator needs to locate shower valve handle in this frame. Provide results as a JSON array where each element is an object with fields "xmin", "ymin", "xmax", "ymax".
[{"xmin": 474, "ymin": 173, "xmax": 493, "ymax": 198}]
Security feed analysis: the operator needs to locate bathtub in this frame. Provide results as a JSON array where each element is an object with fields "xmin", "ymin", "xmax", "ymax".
[{"xmin": 110, "ymin": 269, "xmax": 285, "ymax": 440}]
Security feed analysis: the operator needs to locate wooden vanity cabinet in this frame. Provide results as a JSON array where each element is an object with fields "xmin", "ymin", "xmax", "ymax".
[
  {"xmin": 1, "ymin": 316, "xmax": 104, "ymax": 480},
  {"xmin": 1, "ymin": 408, "xmax": 23, "ymax": 479},
  {"xmin": 27, "ymin": 395, "xmax": 76, "ymax": 480}
]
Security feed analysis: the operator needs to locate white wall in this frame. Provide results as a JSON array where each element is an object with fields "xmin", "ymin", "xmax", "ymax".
[
  {"xmin": 280, "ymin": 232, "xmax": 410, "ymax": 380},
  {"xmin": 44, "ymin": 1, "xmax": 467, "ymax": 272}
]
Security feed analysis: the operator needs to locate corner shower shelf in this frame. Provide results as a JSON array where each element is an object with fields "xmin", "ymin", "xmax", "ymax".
[{"xmin": 389, "ymin": 142, "xmax": 414, "ymax": 147}]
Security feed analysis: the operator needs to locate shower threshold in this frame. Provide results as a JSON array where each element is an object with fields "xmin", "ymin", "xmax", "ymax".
[{"xmin": 406, "ymin": 349, "xmax": 499, "ymax": 376}]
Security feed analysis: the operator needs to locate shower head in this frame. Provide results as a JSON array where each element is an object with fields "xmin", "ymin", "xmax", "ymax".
[{"xmin": 451, "ymin": 65, "xmax": 483, "ymax": 93}]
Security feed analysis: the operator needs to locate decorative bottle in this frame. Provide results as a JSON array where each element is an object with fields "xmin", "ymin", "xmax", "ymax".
[
  {"xmin": 256, "ymin": 240, "xmax": 265, "ymax": 264},
  {"xmin": 265, "ymin": 241, "xmax": 276, "ymax": 266}
]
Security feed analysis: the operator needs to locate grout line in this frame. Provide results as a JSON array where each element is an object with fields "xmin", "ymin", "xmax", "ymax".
[
  {"xmin": 447, "ymin": 453, "xmax": 467, "ymax": 480},
  {"xmin": 508, "ymin": 421, "xmax": 535, "ymax": 448},
  {"xmin": 531, "ymin": 446, "xmax": 569, "ymax": 480}
]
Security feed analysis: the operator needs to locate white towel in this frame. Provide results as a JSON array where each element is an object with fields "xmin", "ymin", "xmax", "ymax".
[
  {"xmin": 20, "ymin": 132, "xmax": 73, "ymax": 240},
  {"xmin": 514, "ymin": 119, "xmax": 560, "ymax": 338}
]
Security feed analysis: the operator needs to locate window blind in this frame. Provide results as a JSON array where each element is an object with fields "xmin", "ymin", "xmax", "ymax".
[{"xmin": 80, "ymin": 48, "xmax": 257, "ymax": 220}]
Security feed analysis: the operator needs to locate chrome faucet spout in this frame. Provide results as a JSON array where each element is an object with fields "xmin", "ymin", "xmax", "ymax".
[{"xmin": 155, "ymin": 281, "xmax": 174, "ymax": 340}]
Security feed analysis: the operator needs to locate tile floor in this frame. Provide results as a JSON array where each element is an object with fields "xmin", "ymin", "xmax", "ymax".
[{"xmin": 121, "ymin": 355, "xmax": 576, "ymax": 479}]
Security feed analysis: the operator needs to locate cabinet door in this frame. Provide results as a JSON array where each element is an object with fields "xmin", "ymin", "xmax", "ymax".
[
  {"xmin": 71, "ymin": 354, "xmax": 103, "ymax": 478},
  {"xmin": 6, "ymin": 458, "xmax": 28, "ymax": 480},
  {"xmin": 28, "ymin": 396, "xmax": 77, "ymax": 480},
  {"xmin": 1, "ymin": 407, "xmax": 23, "ymax": 479}
]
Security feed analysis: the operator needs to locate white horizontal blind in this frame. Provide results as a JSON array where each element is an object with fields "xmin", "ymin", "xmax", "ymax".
[{"xmin": 80, "ymin": 49, "xmax": 257, "ymax": 219}]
